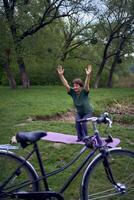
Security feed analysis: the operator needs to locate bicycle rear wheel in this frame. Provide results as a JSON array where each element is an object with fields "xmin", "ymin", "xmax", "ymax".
[
  {"xmin": 0, "ymin": 150, "xmax": 39, "ymax": 199},
  {"xmin": 81, "ymin": 149, "xmax": 134, "ymax": 200}
]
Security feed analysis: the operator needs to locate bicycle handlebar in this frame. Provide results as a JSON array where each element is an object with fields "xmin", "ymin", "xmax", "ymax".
[{"xmin": 77, "ymin": 112, "xmax": 112, "ymax": 127}]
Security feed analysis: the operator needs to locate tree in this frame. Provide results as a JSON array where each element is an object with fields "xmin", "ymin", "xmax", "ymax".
[
  {"xmin": 0, "ymin": 14, "xmax": 16, "ymax": 88},
  {"xmin": 1, "ymin": 0, "xmax": 87, "ymax": 88},
  {"xmin": 107, "ymin": 20, "xmax": 134, "ymax": 87},
  {"xmin": 93, "ymin": 0, "xmax": 134, "ymax": 88},
  {"xmin": 58, "ymin": 3, "xmax": 97, "ymax": 62}
]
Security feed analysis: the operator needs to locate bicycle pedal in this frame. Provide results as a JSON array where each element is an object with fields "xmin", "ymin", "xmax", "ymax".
[
  {"xmin": 83, "ymin": 136, "xmax": 96, "ymax": 148},
  {"xmin": 105, "ymin": 135, "xmax": 113, "ymax": 143}
]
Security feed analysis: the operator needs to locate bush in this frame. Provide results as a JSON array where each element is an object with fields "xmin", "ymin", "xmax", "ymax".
[
  {"xmin": 62, "ymin": 59, "xmax": 90, "ymax": 86},
  {"xmin": 98, "ymin": 70, "xmax": 109, "ymax": 87},
  {"xmin": 114, "ymin": 73, "xmax": 134, "ymax": 88}
]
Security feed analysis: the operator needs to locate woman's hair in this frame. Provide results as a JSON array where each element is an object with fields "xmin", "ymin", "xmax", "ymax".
[{"xmin": 72, "ymin": 78, "xmax": 84, "ymax": 87}]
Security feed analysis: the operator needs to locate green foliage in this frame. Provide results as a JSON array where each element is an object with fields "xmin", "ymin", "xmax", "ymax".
[
  {"xmin": 114, "ymin": 73, "xmax": 134, "ymax": 88},
  {"xmin": 61, "ymin": 59, "xmax": 87, "ymax": 84},
  {"xmin": 0, "ymin": 66, "xmax": 4, "ymax": 84},
  {"xmin": 99, "ymin": 70, "xmax": 109, "ymax": 87},
  {"xmin": 0, "ymin": 15, "xmax": 14, "ymax": 63},
  {"xmin": 0, "ymin": 0, "xmax": 134, "ymax": 88},
  {"xmin": 18, "ymin": 24, "xmax": 64, "ymax": 85}
]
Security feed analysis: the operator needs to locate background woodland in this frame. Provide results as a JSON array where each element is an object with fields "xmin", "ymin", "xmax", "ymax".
[{"xmin": 0, "ymin": 0, "xmax": 134, "ymax": 89}]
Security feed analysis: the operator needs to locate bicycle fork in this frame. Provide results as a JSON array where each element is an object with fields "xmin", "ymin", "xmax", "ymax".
[{"xmin": 102, "ymin": 149, "xmax": 126, "ymax": 194}]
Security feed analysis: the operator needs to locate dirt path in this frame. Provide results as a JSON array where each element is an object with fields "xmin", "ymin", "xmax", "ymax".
[{"xmin": 33, "ymin": 111, "xmax": 75, "ymax": 122}]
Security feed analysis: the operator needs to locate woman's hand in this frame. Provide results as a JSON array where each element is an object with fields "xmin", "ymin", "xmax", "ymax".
[
  {"xmin": 84, "ymin": 65, "xmax": 92, "ymax": 91},
  {"xmin": 56, "ymin": 65, "xmax": 70, "ymax": 91},
  {"xmin": 85, "ymin": 65, "xmax": 92, "ymax": 76},
  {"xmin": 57, "ymin": 65, "xmax": 64, "ymax": 76}
]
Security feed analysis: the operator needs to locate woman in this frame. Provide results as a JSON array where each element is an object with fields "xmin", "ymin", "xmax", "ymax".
[{"xmin": 57, "ymin": 65, "xmax": 93, "ymax": 142}]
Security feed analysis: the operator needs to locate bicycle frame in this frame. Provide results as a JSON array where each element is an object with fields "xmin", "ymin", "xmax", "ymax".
[
  {"xmin": 0, "ymin": 140, "xmax": 99, "ymax": 199},
  {"xmin": 0, "ymin": 119, "xmax": 120, "ymax": 199},
  {"xmin": 26, "ymin": 143, "xmax": 98, "ymax": 192}
]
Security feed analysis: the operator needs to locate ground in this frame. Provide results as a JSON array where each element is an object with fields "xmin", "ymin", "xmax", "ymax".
[{"xmin": 32, "ymin": 103, "xmax": 134, "ymax": 123}]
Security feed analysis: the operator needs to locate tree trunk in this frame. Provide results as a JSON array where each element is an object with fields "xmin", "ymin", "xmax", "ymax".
[
  {"xmin": 94, "ymin": 60, "xmax": 106, "ymax": 88},
  {"xmin": 60, "ymin": 51, "xmax": 68, "ymax": 62},
  {"xmin": 3, "ymin": 63, "xmax": 17, "ymax": 89},
  {"xmin": 94, "ymin": 33, "xmax": 115, "ymax": 88},
  {"xmin": 3, "ymin": 0, "xmax": 30, "ymax": 88},
  {"xmin": 107, "ymin": 34, "xmax": 127, "ymax": 87},
  {"xmin": 2, "ymin": 48, "xmax": 17, "ymax": 89},
  {"xmin": 17, "ymin": 56, "xmax": 30, "ymax": 88},
  {"xmin": 107, "ymin": 60, "xmax": 117, "ymax": 88}
]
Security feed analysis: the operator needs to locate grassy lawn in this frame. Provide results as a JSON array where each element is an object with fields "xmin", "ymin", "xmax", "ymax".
[{"xmin": 0, "ymin": 86, "xmax": 134, "ymax": 199}]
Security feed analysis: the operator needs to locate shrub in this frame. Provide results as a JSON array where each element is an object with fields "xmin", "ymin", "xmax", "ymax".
[{"xmin": 114, "ymin": 74, "xmax": 134, "ymax": 88}]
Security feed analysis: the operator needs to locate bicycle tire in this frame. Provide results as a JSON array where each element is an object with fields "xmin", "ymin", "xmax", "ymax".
[
  {"xmin": 81, "ymin": 148, "xmax": 134, "ymax": 200},
  {"xmin": 0, "ymin": 150, "xmax": 39, "ymax": 199}
]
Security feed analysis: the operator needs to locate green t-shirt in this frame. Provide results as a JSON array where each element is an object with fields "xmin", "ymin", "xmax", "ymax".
[{"xmin": 68, "ymin": 88, "xmax": 93, "ymax": 117}]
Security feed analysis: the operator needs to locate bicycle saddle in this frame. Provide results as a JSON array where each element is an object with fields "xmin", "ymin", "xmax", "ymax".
[{"xmin": 16, "ymin": 131, "xmax": 47, "ymax": 148}]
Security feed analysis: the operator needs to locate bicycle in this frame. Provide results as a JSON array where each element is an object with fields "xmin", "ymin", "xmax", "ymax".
[{"xmin": 0, "ymin": 113, "xmax": 133, "ymax": 200}]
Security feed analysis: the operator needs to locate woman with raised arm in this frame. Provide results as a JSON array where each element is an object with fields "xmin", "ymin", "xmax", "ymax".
[{"xmin": 57, "ymin": 65, "xmax": 93, "ymax": 142}]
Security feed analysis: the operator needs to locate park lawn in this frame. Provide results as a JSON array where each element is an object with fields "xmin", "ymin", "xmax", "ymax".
[{"xmin": 0, "ymin": 86, "xmax": 134, "ymax": 200}]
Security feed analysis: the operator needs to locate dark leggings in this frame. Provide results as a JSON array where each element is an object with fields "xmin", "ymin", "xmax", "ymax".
[{"xmin": 75, "ymin": 113, "xmax": 93, "ymax": 140}]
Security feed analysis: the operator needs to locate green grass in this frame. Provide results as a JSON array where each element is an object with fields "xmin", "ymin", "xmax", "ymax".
[{"xmin": 0, "ymin": 86, "xmax": 134, "ymax": 199}]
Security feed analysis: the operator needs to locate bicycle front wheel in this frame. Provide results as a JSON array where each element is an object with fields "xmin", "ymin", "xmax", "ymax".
[
  {"xmin": 81, "ymin": 149, "xmax": 134, "ymax": 200},
  {"xmin": 0, "ymin": 150, "xmax": 39, "ymax": 199}
]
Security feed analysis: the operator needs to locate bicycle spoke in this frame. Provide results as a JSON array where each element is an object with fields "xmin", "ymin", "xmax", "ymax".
[
  {"xmin": 89, "ymin": 187, "xmax": 117, "ymax": 197},
  {"xmin": 83, "ymin": 149, "xmax": 134, "ymax": 200},
  {"xmin": 88, "ymin": 191, "xmax": 123, "ymax": 200},
  {"xmin": 0, "ymin": 151, "xmax": 38, "ymax": 199}
]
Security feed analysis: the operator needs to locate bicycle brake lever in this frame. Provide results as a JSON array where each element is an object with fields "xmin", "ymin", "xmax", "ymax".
[
  {"xmin": 106, "ymin": 117, "xmax": 112, "ymax": 128},
  {"xmin": 105, "ymin": 134, "xmax": 113, "ymax": 143}
]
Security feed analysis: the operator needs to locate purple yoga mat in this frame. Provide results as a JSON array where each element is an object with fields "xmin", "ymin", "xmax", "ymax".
[{"xmin": 42, "ymin": 132, "xmax": 120, "ymax": 148}]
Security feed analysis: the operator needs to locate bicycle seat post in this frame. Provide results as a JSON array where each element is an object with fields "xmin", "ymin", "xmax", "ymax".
[{"xmin": 34, "ymin": 143, "xmax": 49, "ymax": 191}]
